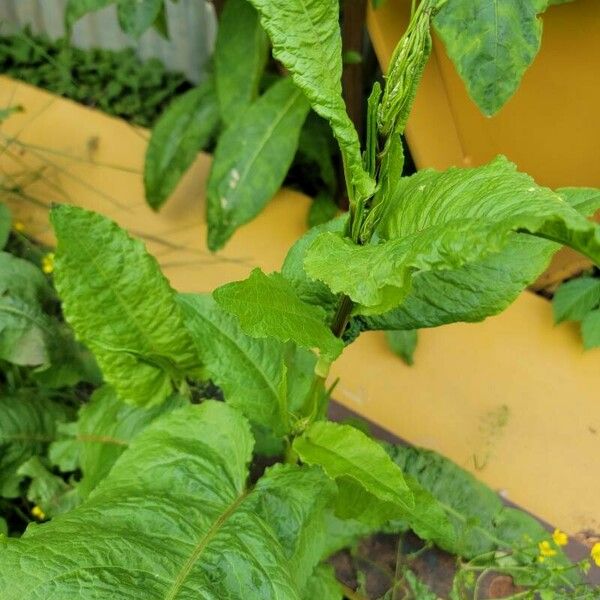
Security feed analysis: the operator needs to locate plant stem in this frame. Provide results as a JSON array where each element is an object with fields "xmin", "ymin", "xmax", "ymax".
[
  {"xmin": 339, "ymin": 582, "xmax": 368, "ymax": 600},
  {"xmin": 331, "ymin": 294, "xmax": 354, "ymax": 337}
]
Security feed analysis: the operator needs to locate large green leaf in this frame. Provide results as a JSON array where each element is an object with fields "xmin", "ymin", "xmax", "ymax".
[
  {"xmin": 65, "ymin": 0, "xmax": 114, "ymax": 29},
  {"xmin": 117, "ymin": 0, "xmax": 163, "ymax": 37},
  {"xmin": 385, "ymin": 329, "xmax": 418, "ymax": 365},
  {"xmin": 308, "ymin": 157, "xmax": 600, "ymax": 316},
  {"xmin": 0, "ymin": 395, "xmax": 71, "ymax": 498},
  {"xmin": 247, "ymin": 0, "xmax": 374, "ymax": 204},
  {"xmin": 214, "ymin": 268, "xmax": 344, "ymax": 362},
  {"xmin": 386, "ymin": 444, "xmax": 554, "ymax": 559},
  {"xmin": 293, "ymin": 421, "xmax": 414, "ymax": 520},
  {"xmin": 433, "ymin": 1, "xmax": 543, "ymax": 115},
  {"xmin": 207, "ymin": 77, "xmax": 310, "ymax": 250},
  {"xmin": 178, "ymin": 293, "xmax": 290, "ymax": 434},
  {"xmin": 0, "ymin": 402, "xmax": 334, "ymax": 599},
  {"xmin": 51, "ymin": 205, "xmax": 202, "ymax": 407},
  {"xmin": 553, "ymin": 277, "xmax": 600, "ymax": 323},
  {"xmin": 49, "ymin": 386, "xmax": 186, "ymax": 498},
  {"xmin": 215, "ymin": 0, "xmax": 268, "ymax": 125},
  {"xmin": 144, "ymin": 80, "xmax": 220, "ymax": 210}
]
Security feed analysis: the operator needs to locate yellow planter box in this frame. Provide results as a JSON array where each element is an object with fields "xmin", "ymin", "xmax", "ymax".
[{"xmin": 1, "ymin": 76, "xmax": 598, "ymax": 546}]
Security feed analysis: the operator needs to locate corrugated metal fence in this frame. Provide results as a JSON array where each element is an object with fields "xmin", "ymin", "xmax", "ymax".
[{"xmin": 0, "ymin": 0, "xmax": 217, "ymax": 83}]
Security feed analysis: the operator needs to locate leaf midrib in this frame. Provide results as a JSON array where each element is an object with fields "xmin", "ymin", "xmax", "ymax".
[{"xmin": 164, "ymin": 490, "xmax": 249, "ymax": 599}]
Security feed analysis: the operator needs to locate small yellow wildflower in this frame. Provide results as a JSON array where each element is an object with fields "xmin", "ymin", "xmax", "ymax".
[
  {"xmin": 552, "ymin": 528, "xmax": 568, "ymax": 546},
  {"xmin": 13, "ymin": 221, "xmax": 25, "ymax": 233},
  {"xmin": 591, "ymin": 542, "xmax": 600, "ymax": 567},
  {"xmin": 41, "ymin": 252, "xmax": 55, "ymax": 275},
  {"xmin": 31, "ymin": 505, "xmax": 46, "ymax": 520},
  {"xmin": 538, "ymin": 540, "xmax": 557, "ymax": 559}
]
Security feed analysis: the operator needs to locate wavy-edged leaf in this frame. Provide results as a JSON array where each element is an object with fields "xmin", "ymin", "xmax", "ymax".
[
  {"xmin": 305, "ymin": 219, "xmax": 511, "ymax": 314},
  {"xmin": 324, "ymin": 157, "xmax": 600, "ymax": 316},
  {"xmin": 386, "ymin": 444, "xmax": 554, "ymax": 559},
  {"xmin": 207, "ymin": 77, "xmax": 310, "ymax": 250},
  {"xmin": 553, "ymin": 278, "xmax": 600, "ymax": 324},
  {"xmin": 247, "ymin": 0, "xmax": 374, "ymax": 203},
  {"xmin": 215, "ymin": 0, "xmax": 268, "ymax": 125},
  {"xmin": 214, "ymin": 268, "xmax": 343, "ymax": 362},
  {"xmin": 65, "ymin": 0, "xmax": 114, "ymax": 30},
  {"xmin": 0, "ymin": 402, "xmax": 333, "ymax": 599},
  {"xmin": 433, "ymin": 1, "xmax": 543, "ymax": 115},
  {"xmin": 582, "ymin": 309, "xmax": 600, "ymax": 349},
  {"xmin": 178, "ymin": 293, "xmax": 288, "ymax": 433},
  {"xmin": 117, "ymin": 0, "xmax": 162, "ymax": 38},
  {"xmin": 144, "ymin": 80, "xmax": 220, "ymax": 209},
  {"xmin": 49, "ymin": 386, "xmax": 186, "ymax": 498},
  {"xmin": 0, "ymin": 203, "xmax": 10, "ymax": 249},
  {"xmin": 293, "ymin": 421, "xmax": 414, "ymax": 519},
  {"xmin": 51, "ymin": 205, "xmax": 202, "ymax": 407},
  {"xmin": 0, "ymin": 395, "xmax": 71, "ymax": 498}
]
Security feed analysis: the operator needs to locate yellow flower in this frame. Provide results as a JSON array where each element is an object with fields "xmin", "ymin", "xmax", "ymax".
[
  {"xmin": 591, "ymin": 542, "xmax": 600, "ymax": 567},
  {"xmin": 41, "ymin": 252, "xmax": 55, "ymax": 275},
  {"xmin": 538, "ymin": 540, "xmax": 557, "ymax": 558},
  {"xmin": 13, "ymin": 221, "xmax": 25, "ymax": 233},
  {"xmin": 552, "ymin": 529, "xmax": 568, "ymax": 546},
  {"xmin": 31, "ymin": 505, "xmax": 46, "ymax": 520}
]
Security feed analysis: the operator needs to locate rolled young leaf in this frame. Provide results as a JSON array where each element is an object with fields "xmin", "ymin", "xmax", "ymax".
[
  {"xmin": 247, "ymin": 0, "xmax": 375, "ymax": 204},
  {"xmin": 144, "ymin": 79, "xmax": 220, "ymax": 210},
  {"xmin": 51, "ymin": 205, "xmax": 202, "ymax": 407},
  {"xmin": 215, "ymin": 0, "xmax": 269, "ymax": 125},
  {"xmin": 207, "ymin": 77, "xmax": 310, "ymax": 250},
  {"xmin": 0, "ymin": 402, "xmax": 336, "ymax": 598},
  {"xmin": 214, "ymin": 268, "xmax": 344, "ymax": 363}
]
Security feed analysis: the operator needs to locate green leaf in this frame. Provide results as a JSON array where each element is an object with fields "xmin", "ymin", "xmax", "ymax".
[
  {"xmin": 385, "ymin": 329, "xmax": 418, "ymax": 365},
  {"xmin": 215, "ymin": 0, "xmax": 269, "ymax": 125},
  {"xmin": 51, "ymin": 205, "xmax": 202, "ymax": 407},
  {"xmin": 17, "ymin": 457, "xmax": 80, "ymax": 518},
  {"xmin": 49, "ymin": 386, "xmax": 186, "ymax": 498},
  {"xmin": 248, "ymin": 463, "xmax": 337, "ymax": 593},
  {"xmin": 144, "ymin": 80, "xmax": 220, "ymax": 210},
  {"xmin": 0, "ymin": 252, "xmax": 53, "ymax": 305},
  {"xmin": 0, "ymin": 518, "xmax": 7, "ymax": 537},
  {"xmin": 65, "ymin": 0, "xmax": 115, "ymax": 30},
  {"xmin": 329, "ymin": 156, "xmax": 600, "ymax": 317},
  {"xmin": 0, "ymin": 203, "xmax": 11, "ymax": 248},
  {"xmin": 433, "ymin": 1, "xmax": 544, "ymax": 115},
  {"xmin": 581, "ymin": 309, "xmax": 600, "ymax": 349},
  {"xmin": 117, "ymin": 0, "xmax": 163, "ymax": 38},
  {"xmin": 308, "ymin": 192, "xmax": 339, "ymax": 228},
  {"xmin": 214, "ymin": 268, "xmax": 343, "ymax": 362},
  {"xmin": 305, "ymin": 219, "xmax": 511, "ymax": 314},
  {"xmin": 553, "ymin": 278, "xmax": 600, "ymax": 323},
  {"xmin": 0, "ymin": 402, "xmax": 333, "ymax": 598},
  {"xmin": 386, "ymin": 444, "xmax": 552, "ymax": 559},
  {"xmin": 556, "ymin": 187, "xmax": 600, "ymax": 214},
  {"xmin": 0, "ymin": 297, "xmax": 53, "ymax": 367},
  {"xmin": 293, "ymin": 421, "xmax": 414, "ymax": 521},
  {"xmin": 302, "ymin": 564, "xmax": 343, "ymax": 600},
  {"xmin": 0, "ymin": 394, "xmax": 71, "ymax": 498},
  {"xmin": 207, "ymin": 77, "xmax": 310, "ymax": 250},
  {"xmin": 178, "ymin": 293, "xmax": 289, "ymax": 434},
  {"xmin": 247, "ymin": 0, "xmax": 375, "ymax": 204}
]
